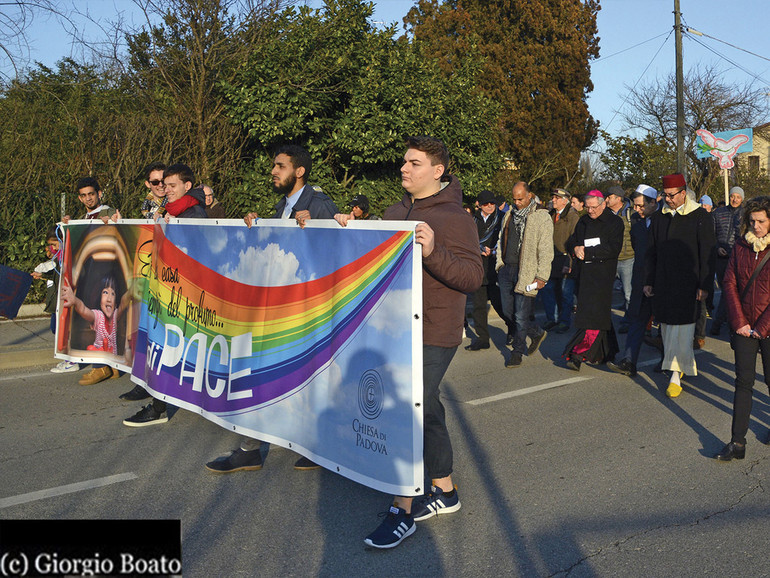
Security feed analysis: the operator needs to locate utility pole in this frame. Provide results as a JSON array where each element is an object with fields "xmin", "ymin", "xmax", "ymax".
[{"xmin": 674, "ymin": 0, "xmax": 686, "ymax": 174}]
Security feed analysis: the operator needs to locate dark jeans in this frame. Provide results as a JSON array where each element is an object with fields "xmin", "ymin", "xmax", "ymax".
[
  {"xmin": 424, "ymin": 345, "xmax": 457, "ymax": 479},
  {"xmin": 714, "ymin": 257, "xmax": 729, "ymax": 326},
  {"xmin": 621, "ymin": 298, "xmax": 652, "ymax": 366},
  {"xmin": 540, "ymin": 276, "xmax": 575, "ymax": 326},
  {"xmin": 695, "ymin": 300, "xmax": 708, "ymax": 340},
  {"xmin": 498, "ymin": 264, "xmax": 541, "ymax": 355},
  {"xmin": 730, "ymin": 334, "xmax": 770, "ymax": 445},
  {"xmin": 470, "ymin": 281, "xmax": 510, "ymax": 344}
]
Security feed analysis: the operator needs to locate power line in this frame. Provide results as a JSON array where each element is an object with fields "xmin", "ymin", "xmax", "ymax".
[
  {"xmin": 684, "ymin": 25, "xmax": 770, "ymax": 65},
  {"xmin": 594, "ymin": 31, "xmax": 670, "ymax": 63},
  {"xmin": 601, "ymin": 29, "xmax": 674, "ymax": 133},
  {"xmin": 684, "ymin": 33, "xmax": 770, "ymax": 87}
]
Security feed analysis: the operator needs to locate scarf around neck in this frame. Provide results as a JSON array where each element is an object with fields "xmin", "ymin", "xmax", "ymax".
[
  {"xmin": 746, "ymin": 231, "xmax": 770, "ymax": 253},
  {"xmin": 165, "ymin": 194, "xmax": 199, "ymax": 217},
  {"xmin": 511, "ymin": 197, "xmax": 537, "ymax": 242}
]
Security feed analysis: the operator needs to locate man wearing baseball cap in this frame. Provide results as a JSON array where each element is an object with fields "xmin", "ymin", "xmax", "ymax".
[
  {"xmin": 348, "ymin": 194, "xmax": 380, "ymax": 220},
  {"xmin": 540, "ymin": 188, "xmax": 579, "ymax": 334}
]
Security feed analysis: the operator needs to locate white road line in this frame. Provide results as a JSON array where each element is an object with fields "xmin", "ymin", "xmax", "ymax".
[
  {"xmin": 0, "ymin": 473, "xmax": 138, "ymax": 509},
  {"xmin": 467, "ymin": 376, "xmax": 592, "ymax": 406}
]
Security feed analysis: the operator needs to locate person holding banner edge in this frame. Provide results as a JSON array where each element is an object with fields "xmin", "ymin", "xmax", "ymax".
[
  {"xmin": 336, "ymin": 136, "xmax": 483, "ymax": 549},
  {"xmin": 204, "ymin": 144, "xmax": 338, "ymax": 473},
  {"xmin": 57, "ymin": 177, "xmax": 119, "ymax": 383}
]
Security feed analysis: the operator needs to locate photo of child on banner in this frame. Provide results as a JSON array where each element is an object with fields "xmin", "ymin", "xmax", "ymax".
[{"xmin": 55, "ymin": 221, "xmax": 153, "ymax": 372}]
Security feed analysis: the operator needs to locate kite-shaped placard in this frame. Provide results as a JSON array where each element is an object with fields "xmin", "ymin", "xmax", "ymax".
[{"xmin": 695, "ymin": 128, "xmax": 753, "ymax": 169}]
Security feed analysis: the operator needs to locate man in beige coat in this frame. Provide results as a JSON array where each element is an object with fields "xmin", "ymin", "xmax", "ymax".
[{"xmin": 496, "ymin": 181, "xmax": 554, "ymax": 367}]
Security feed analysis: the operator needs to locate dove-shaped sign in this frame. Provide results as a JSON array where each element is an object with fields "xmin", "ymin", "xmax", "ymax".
[{"xmin": 695, "ymin": 128, "xmax": 752, "ymax": 169}]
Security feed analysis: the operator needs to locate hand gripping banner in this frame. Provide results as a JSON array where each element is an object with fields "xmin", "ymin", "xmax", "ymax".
[{"xmin": 124, "ymin": 218, "xmax": 424, "ymax": 496}]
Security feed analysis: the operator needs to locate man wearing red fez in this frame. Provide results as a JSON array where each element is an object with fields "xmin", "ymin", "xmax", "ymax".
[
  {"xmin": 644, "ymin": 173, "xmax": 716, "ymax": 397},
  {"xmin": 563, "ymin": 190, "xmax": 625, "ymax": 370}
]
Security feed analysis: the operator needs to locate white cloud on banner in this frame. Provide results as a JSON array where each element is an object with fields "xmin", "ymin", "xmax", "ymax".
[
  {"xmin": 202, "ymin": 226, "xmax": 228, "ymax": 254},
  {"xmin": 367, "ymin": 290, "xmax": 411, "ymax": 338},
  {"xmin": 218, "ymin": 243, "xmax": 305, "ymax": 286}
]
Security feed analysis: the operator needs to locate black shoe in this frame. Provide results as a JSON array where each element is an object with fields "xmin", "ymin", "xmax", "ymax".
[
  {"xmin": 206, "ymin": 448, "xmax": 263, "ymax": 473},
  {"xmin": 123, "ymin": 403, "xmax": 168, "ymax": 427},
  {"xmin": 716, "ymin": 442, "xmax": 745, "ymax": 461},
  {"xmin": 527, "ymin": 330, "xmax": 547, "ymax": 356},
  {"xmin": 653, "ymin": 361, "xmax": 664, "ymax": 373},
  {"xmin": 566, "ymin": 355, "xmax": 581, "ymax": 371},
  {"xmin": 543, "ymin": 320, "xmax": 558, "ymax": 331},
  {"xmin": 119, "ymin": 384, "xmax": 151, "ymax": 401},
  {"xmin": 710, "ymin": 323, "xmax": 722, "ymax": 336},
  {"xmin": 464, "ymin": 342, "xmax": 490, "ymax": 351},
  {"xmin": 294, "ymin": 456, "xmax": 321, "ymax": 470},
  {"xmin": 505, "ymin": 352, "xmax": 523, "ymax": 368},
  {"xmin": 607, "ymin": 358, "xmax": 637, "ymax": 377}
]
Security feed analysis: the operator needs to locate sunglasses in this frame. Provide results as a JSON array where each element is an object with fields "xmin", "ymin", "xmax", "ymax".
[{"xmin": 149, "ymin": 179, "xmax": 163, "ymax": 186}]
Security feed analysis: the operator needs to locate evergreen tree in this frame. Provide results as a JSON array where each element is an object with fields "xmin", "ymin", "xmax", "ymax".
[{"xmin": 404, "ymin": 0, "xmax": 600, "ymax": 192}]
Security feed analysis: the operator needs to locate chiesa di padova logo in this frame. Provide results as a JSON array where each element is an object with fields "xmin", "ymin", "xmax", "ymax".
[
  {"xmin": 358, "ymin": 369, "xmax": 384, "ymax": 420},
  {"xmin": 353, "ymin": 369, "xmax": 388, "ymax": 455}
]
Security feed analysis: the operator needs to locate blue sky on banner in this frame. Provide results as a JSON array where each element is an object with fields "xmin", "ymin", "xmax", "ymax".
[
  {"xmin": 3, "ymin": 0, "xmax": 768, "ymax": 141},
  {"xmin": 163, "ymin": 221, "xmax": 412, "ymax": 287}
]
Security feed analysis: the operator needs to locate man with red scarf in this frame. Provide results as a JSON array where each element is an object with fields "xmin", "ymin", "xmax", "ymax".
[
  {"xmin": 156, "ymin": 163, "xmax": 207, "ymax": 220},
  {"xmin": 123, "ymin": 163, "xmax": 207, "ymax": 427}
]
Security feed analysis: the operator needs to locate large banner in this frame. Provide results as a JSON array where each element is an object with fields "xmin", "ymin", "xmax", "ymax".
[{"xmin": 57, "ymin": 219, "xmax": 424, "ymax": 496}]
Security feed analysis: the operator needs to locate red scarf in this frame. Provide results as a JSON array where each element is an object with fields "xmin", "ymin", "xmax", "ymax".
[{"xmin": 164, "ymin": 195, "xmax": 199, "ymax": 217}]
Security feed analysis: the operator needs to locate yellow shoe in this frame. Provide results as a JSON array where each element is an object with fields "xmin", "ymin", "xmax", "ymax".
[
  {"xmin": 666, "ymin": 381, "xmax": 683, "ymax": 398},
  {"xmin": 110, "ymin": 368, "xmax": 121, "ymax": 379},
  {"xmin": 78, "ymin": 366, "xmax": 113, "ymax": 386}
]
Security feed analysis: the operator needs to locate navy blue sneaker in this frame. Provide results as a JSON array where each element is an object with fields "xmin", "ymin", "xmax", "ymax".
[
  {"xmin": 363, "ymin": 506, "xmax": 415, "ymax": 549},
  {"xmin": 411, "ymin": 486, "xmax": 461, "ymax": 521}
]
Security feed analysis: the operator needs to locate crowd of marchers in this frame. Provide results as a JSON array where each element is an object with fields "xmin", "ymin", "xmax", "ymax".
[
  {"xmin": 464, "ymin": 172, "xmax": 770, "ymax": 465},
  {"xmin": 32, "ymin": 138, "xmax": 770, "ymax": 550}
]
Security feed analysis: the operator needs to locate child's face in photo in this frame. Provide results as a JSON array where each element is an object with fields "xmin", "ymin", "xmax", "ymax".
[
  {"xmin": 46, "ymin": 238, "xmax": 59, "ymax": 258},
  {"xmin": 101, "ymin": 286, "xmax": 116, "ymax": 319}
]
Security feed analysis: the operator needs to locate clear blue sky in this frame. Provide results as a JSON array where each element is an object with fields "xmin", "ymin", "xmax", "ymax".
[{"xmin": 3, "ymin": 0, "xmax": 768, "ymax": 140}]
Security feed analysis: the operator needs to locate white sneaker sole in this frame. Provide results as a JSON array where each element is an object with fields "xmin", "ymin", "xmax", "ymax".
[
  {"xmin": 412, "ymin": 499, "xmax": 461, "ymax": 522},
  {"xmin": 122, "ymin": 416, "xmax": 169, "ymax": 427},
  {"xmin": 364, "ymin": 522, "xmax": 416, "ymax": 549},
  {"xmin": 50, "ymin": 364, "xmax": 79, "ymax": 373}
]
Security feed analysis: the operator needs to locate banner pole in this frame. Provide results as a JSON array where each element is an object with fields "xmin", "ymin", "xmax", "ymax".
[{"xmin": 723, "ymin": 168, "xmax": 729, "ymax": 206}]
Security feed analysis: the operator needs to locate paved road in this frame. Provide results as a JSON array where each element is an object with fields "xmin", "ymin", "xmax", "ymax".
[{"xmin": 1, "ymin": 312, "xmax": 769, "ymax": 576}]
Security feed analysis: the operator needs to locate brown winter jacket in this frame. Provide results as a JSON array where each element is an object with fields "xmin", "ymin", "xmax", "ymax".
[
  {"xmin": 385, "ymin": 176, "xmax": 483, "ymax": 348},
  {"xmin": 724, "ymin": 236, "xmax": 770, "ymax": 338}
]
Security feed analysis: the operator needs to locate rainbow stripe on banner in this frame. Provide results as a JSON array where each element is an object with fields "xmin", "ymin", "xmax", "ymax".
[
  {"xmin": 130, "ymin": 219, "xmax": 423, "ymax": 495},
  {"xmin": 134, "ymin": 223, "xmax": 413, "ymax": 412}
]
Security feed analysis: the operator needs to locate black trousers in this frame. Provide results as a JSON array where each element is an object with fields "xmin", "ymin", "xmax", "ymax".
[
  {"xmin": 730, "ymin": 334, "xmax": 770, "ymax": 444},
  {"xmin": 470, "ymin": 281, "xmax": 510, "ymax": 344},
  {"xmin": 423, "ymin": 345, "xmax": 457, "ymax": 479}
]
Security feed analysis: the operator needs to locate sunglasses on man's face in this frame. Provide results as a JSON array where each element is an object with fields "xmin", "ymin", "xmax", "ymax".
[{"xmin": 149, "ymin": 179, "xmax": 163, "ymax": 186}]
